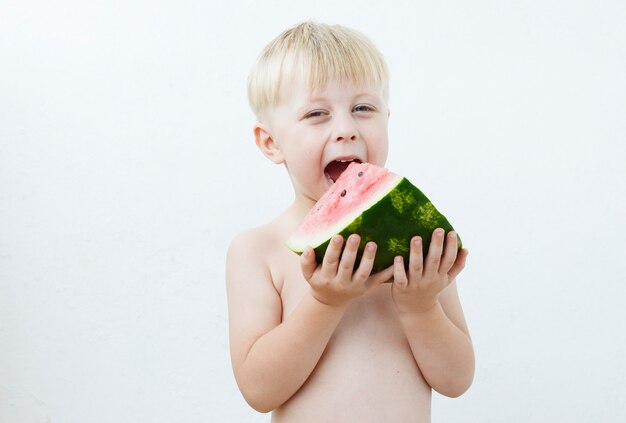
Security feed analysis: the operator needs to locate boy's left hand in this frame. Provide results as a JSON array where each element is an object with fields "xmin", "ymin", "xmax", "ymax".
[{"xmin": 391, "ymin": 228, "xmax": 469, "ymax": 315}]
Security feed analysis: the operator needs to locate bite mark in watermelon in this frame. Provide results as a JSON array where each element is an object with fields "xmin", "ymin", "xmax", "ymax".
[{"xmin": 286, "ymin": 162, "xmax": 461, "ymax": 273}]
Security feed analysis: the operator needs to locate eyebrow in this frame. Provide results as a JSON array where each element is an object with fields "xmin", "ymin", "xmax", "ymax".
[{"xmin": 307, "ymin": 90, "xmax": 382, "ymax": 104}]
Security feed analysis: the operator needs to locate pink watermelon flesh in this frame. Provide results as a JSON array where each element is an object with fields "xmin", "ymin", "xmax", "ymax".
[{"xmin": 287, "ymin": 162, "xmax": 402, "ymax": 251}]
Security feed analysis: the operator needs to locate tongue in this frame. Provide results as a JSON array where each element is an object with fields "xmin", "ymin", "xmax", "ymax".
[{"xmin": 325, "ymin": 160, "xmax": 356, "ymax": 183}]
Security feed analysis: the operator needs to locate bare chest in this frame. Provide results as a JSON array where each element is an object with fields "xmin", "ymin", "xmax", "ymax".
[
  {"xmin": 278, "ymin": 256, "xmax": 414, "ymax": 368},
  {"xmin": 270, "ymin": 251, "xmax": 432, "ymax": 422}
]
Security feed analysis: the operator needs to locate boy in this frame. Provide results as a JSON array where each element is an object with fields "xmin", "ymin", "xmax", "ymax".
[{"xmin": 226, "ymin": 22, "xmax": 474, "ymax": 422}]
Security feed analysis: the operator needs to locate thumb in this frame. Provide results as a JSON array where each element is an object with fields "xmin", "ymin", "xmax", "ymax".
[
  {"xmin": 448, "ymin": 248, "xmax": 469, "ymax": 281},
  {"xmin": 366, "ymin": 264, "xmax": 394, "ymax": 288},
  {"xmin": 300, "ymin": 247, "xmax": 318, "ymax": 281}
]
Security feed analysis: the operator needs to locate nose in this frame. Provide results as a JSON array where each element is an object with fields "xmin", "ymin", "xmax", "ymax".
[
  {"xmin": 333, "ymin": 113, "xmax": 359, "ymax": 142},
  {"xmin": 336, "ymin": 133, "xmax": 358, "ymax": 142}
]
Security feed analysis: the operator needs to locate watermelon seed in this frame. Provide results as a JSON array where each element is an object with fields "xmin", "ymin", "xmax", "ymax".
[
  {"xmin": 358, "ymin": 171, "xmax": 363, "ymax": 177},
  {"xmin": 340, "ymin": 189, "xmax": 347, "ymax": 197}
]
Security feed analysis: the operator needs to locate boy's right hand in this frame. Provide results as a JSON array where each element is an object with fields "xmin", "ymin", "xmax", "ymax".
[{"xmin": 300, "ymin": 234, "xmax": 394, "ymax": 307}]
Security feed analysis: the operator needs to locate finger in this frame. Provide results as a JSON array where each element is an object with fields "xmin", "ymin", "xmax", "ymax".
[
  {"xmin": 321, "ymin": 235, "xmax": 344, "ymax": 278},
  {"xmin": 408, "ymin": 236, "xmax": 424, "ymax": 281},
  {"xmin": 300, "ymin": 246, "xmax": 317, "ymax": 281},
  {"xmin": 448, "ymin": 248, "xmax": 469, "ymax": 280},
  {"xmin": 439, "ymin": 231, "xmax": 459, "ymax": 274},
  {"xmin": 393, "ymin": 256, "xmax": 408, "ymax": 287},
  {"xmin": 425, "ymin": 228, "xmax": 445, "ymax": 274},
  {"xmin": 353, "ymin": 241, "xmax": 377, "ymax": 283},
  {"xmin": 337, "ymin": 234, "xmax": 360, "ymax": 280},
  {"xmin": 367, "ymin": 264, "xmax": 395, "ymax": 288}
]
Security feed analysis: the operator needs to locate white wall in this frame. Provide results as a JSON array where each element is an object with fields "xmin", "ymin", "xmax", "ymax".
[{"xmin": 1, "ymin": 1, "xmax": 625, "ymax": 422}]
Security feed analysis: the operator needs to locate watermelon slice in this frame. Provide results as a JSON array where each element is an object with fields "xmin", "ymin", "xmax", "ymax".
[{"xmin": 286, "ymin": 162, "xmax": 461, "ymax": 272}]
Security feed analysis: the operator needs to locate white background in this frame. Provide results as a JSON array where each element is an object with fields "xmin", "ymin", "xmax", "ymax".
[{"xmin": 1, "ymin": 1, "xmax": 625, "ymax": 422}]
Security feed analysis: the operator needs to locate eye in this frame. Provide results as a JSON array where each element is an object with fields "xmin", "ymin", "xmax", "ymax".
[
  {"xmin": 353, "ymin": 104, "xmax": 376, "ymax": 113},
  {"xmin": 304, "ymin": 109, "xmax": 327, "ymax": 119}
]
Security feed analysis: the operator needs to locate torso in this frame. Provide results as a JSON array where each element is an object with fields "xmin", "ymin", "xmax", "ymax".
[{"xmin": 265, "ymin": 221, "xmax": 432, "ymax": 422}]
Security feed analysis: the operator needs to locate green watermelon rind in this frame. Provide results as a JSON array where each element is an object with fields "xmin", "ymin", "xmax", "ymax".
[{"xmin": 287, "ymin": 177, "xmax": 462, "ymax": 273}]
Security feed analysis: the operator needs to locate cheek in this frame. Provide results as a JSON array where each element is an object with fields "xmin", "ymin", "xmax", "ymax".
[
  {"xmin": 371, "ymin": 145, "xmax": 388, "ymax": 167},
  {"xmin": 284, "ymin": 139, "xmax": 323, "ymax": 175},
  {"xmin": 364, "ymin": 121, "xmax": 389, "ymax": 164},
  {"xmin": 299, "ymin": 133, "xmax": 325, "ymax": 157}
]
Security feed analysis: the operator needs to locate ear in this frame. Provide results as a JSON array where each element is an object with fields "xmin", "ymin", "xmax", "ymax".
[{"xmin": 254, "ymin": 123, "xmax": 285, "ymax": 164}]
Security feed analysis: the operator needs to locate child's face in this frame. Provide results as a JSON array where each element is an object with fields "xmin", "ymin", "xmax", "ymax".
[{"xmin": 260, "ymin": 77, "xmax": 389, "ymax": 204}]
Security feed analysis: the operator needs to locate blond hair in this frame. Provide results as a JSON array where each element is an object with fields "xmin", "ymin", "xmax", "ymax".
[{"xmin": 247, "ymin": 22, "xmax": 389, "ymax": 119}]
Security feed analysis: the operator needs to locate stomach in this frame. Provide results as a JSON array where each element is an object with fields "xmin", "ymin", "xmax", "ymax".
[{"xmin": 273, "ymin": 284, "xmax": 432, "ymax": 423}]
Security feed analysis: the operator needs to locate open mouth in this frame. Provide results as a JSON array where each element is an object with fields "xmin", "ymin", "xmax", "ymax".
[{"xmin": 324, "ymin": 158, "xmax": 363, "ymax": 183}]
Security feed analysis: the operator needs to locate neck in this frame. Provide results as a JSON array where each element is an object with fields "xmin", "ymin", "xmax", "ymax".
[{"xmin": 279, "ymin": 193, "xmax": 316, "ymax": 230}]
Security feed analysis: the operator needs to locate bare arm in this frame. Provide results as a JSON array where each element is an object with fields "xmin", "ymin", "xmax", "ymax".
[
  {"xmin": 396, "ymin": 281, "xmax": 474, "ymax": 397},
  {"xmin": 391, "ymin": 230, "xmax": 475, "ymax": 397},
  {"xmin": 226, "ymin": 232, "xmax": 392, "ymax": 412}
]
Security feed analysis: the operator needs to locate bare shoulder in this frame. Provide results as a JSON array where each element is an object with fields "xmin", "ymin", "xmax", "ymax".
[
  {"xmin": 226, "ymin": 207, "xmax": 298, "ymax": 288},
  {"xmin": 227, "ymin": 224, "xmax": 278, "ymax": 287},
  {"xmin": 227, "ymin": 225, "xmax": 273, "ymax": 261},
  {"xmin": 227, "ymin": 222, "xmax": 284, "ymax": 277}
]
